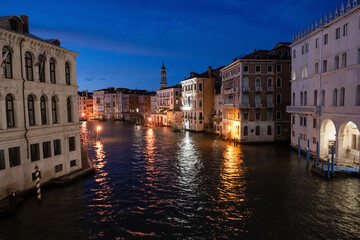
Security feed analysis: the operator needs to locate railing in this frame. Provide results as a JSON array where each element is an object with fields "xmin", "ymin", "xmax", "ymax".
[
  {"xmin": 286, "ymin": 105, "xmax": 321, "ymax": 114},
  {"xmin": 255, "ymin": 103, "xmax": 262, "ymax": 108},
  {"xmin": 242, "ymin": 86, "xmax": 250, "ymax": 92},
  {"xmin": 267, "ymin": 103, "xmax": 274, "ymax": 108},
  {"xmin": 223, "ymin": 103, "xmax": 236, "ymax": 108},
  {"xmin": 255, "ymin": 87, "xmax": 262, "ymax": 92},
  {"xmin": 239, "ymin": 103, "xmax": 250, "ymax": 109},
  {"xmin": 267, "ymin": 86, "xmax": 274, "ymax": 92}
]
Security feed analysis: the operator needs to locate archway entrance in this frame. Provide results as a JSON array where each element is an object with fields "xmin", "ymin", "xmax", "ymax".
[
  {"xmin": 338, "ymin": 121, "xmax": 360, "ymax": 166},
  {"xmin": 320, "ymin": 120, "xmax": 336, "ymax": 159}
]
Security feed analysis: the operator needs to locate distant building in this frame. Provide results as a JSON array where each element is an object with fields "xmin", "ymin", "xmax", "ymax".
[
  {"xmin": 0, "ymin": 15, "xmax": 81, "ymax": 199},
  {"xmin": 78, "ymin": 90, "xmax": 93, "ymax": 120},
  {"xmin": 160, "ymin": 62, "xmax": 167, "ymax": 89},
  {"xmin": 221, "ymin": 43, "xmax": 291, "ymax": 142},
  {"xmin": 181, "ymin": 66, "xmax": 222, "ymax": 132},
  {"xmin": 138, "ymin": 93, "xmax": 152, "ymax": 124},
  {"xmin": 92, "ymin": 88, "xmax": 116, "ymax": 120},
  {"xmin": 287, "ymin": 1, "xmax": 360, "ymax": 164}
]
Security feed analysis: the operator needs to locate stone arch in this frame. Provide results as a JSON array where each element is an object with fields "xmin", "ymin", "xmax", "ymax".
[
  {"xmin": 320, "ymin": 119, "xmax": 336, "ymax": 158},
  {"xmin": 338, "ymin": 121, "xmax": 360, "ymax": 165}
]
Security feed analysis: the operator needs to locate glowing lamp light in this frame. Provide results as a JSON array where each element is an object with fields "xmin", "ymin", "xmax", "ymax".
[
  {"xmin": 148, "ymin": 117, "xmax": 152, "ymax": 121},
  {"xmin": 228, "ymin": 126, "xmax": 232, "ymax": 130},
  {"xmin": 97, "ymin": 126, "xmax": 101, "ymax": 131}
]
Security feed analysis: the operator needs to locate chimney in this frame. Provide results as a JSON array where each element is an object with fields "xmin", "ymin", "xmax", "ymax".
[
  {"xmin": 208, "ymin": 66, "xmax": 212, "ymax": 77},
  {"xmin": 20, "ymin": 15, "xmax": 29, "ymax": 33}
]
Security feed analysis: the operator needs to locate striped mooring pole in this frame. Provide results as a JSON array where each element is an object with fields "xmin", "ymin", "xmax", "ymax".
[{"xmin": 34, "ymin": 164, "xmax": 41, "ymax": 201}]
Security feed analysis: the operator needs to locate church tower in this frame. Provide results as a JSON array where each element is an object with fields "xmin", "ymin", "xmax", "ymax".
[{"xmin": 160, "ymin": 62, "xmax": 167, "ymax": 88}]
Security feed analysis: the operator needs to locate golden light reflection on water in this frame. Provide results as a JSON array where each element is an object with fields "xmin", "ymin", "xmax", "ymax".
[
  {"xmin": 219, "ymin": 144, "xmax": 246, "ymax": 202},
  {"xmin": 143, "ymin": 128, "xmax": 158, "ymax": 182}
]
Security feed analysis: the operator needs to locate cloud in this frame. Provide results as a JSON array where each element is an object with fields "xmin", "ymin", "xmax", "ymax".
[
  {"xmin": 97, "ymin": 77, "xmax": 106, "ymax": 81},
  {"xmin": 85, "ymin": 77, "xmax": 95, "ymax": 81}
]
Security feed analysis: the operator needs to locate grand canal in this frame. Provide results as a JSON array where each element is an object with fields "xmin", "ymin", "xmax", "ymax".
[{"xmin": 1, "ymin": 121, "xmax": 360, "ymax": 239}]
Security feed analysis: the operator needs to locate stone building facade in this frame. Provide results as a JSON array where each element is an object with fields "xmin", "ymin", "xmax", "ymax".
[
  {"xmin": 0, "ymin": 15, "xmax": 81, "ymax": 199},
  {"xmin": 221, "ymin": 43, "xmax": 291, "ymax": 142},
  {"xmin": 287, "ymin": 1, "xmax": 360, "ymax": 164}
]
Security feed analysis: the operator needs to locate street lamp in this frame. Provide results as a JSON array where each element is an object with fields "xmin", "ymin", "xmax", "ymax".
[
  {"xmin": 148, "ymin": 117, "xmax": 152, "ymax": 126},
  {"xmin": 96, "ymin": 126, "xmax": 101, "ymax": 141}
]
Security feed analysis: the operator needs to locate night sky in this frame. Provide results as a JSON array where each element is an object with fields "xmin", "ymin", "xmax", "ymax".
[{"xmin": 1, "ymin": 0, "xmax": 342, "ymax": 91}]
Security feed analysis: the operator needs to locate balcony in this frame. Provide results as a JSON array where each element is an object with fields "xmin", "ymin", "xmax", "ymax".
[
  {"xmin": 255, "ymin": 103, "xmax": 262, "ymax": 108},
  {"xmin": 267, "ymin": 103, "xmax": 274, "ymax": 108},
  {"xmin": 255, "ymin": 87, "xmax": 262, "ymax": 92},
  {"xmin": 242, "ymin": 86, "xmax": 250, "ymax": 92},
  {"xmin": 223, "ymin": 87, "xmax": 239, "ymax": 95},
  {"xmin": 267, "ymin": 86, "xmax": 274, "ymax": 92},
  {"xmin": 223, "ymin": 103, "xmax": 236, "ymax": 108},
  {"xmin": 239, "ymin": 103, "xmax": 250, "ymax": 109},
  {"xmin": 286, "ymin": 105, "xmax": 321, "ymax": 114}
]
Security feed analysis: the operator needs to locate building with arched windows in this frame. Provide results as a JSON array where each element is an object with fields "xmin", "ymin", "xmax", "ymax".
[
  {"xmin": 0, "ymin": 15, "xmax": 81, "ymax": 199},
  {"xmin": 221, "ymin": 43, "xmax": 292, "ymax": 142},
  {"xmin": 287, "ymin": 1, "xmax": 360, "ymax": 166}
]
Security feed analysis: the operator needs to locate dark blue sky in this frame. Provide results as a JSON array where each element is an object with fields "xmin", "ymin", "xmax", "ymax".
[{"xmin": 1, "ymin": 0, "xmax": 341, "ymax": 91}]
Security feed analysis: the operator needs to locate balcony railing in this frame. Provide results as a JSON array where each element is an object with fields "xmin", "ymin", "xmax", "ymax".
[
  {"xmin": 242, "ymin": 86, "xmax": 250, "ymax": 92},
  {"xmin": 267, "ymin": 86, "xmax": 274, "ymax": 92},
  {"xmin": 255, "ymin": 103, "xmax": 262, "ymax": 108},
  {"xmin": 255, "ymin": 87, "xmax": 262, "ymax": 92},
  {"xmin": 267, "ymin": 103, "xmax": 274, "ymax": 108},
  {"xmin": 239, "ymin": 103, "xmax": 250, "ymax": 109},
  {"xmin": 286, "ymin": 105, "xmax": 321, "ymax": 114},
  {"xmin": 223, "ymin": 103, "xmax": 236, "ymax": 108}
]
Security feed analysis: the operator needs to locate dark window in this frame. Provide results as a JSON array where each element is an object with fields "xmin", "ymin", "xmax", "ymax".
[
  {"xmin": 30, "ymin": 143, "xmax": 40, "ymax": 162},
  {"xmin": 267, "ymin": 65, "xmax": 273, "ymax": 72},
  {"xmin": 324, "ymin": 34, "xmax": 328, "ymax": 45},
  {"xmin": 276, "ymin": 64, "xmax": 282, "ymax": 73},
  {"xmin": 255, "ymin": 126, "xmax": 260, "ymax": 135},
  {"xmin": 6, "ymin": 94, "xmax": 15, "ymax": 128},
  {"xmin": 199, "ymin": 83, "xmax": 202, "ymax": 91},
  {"xmin": 243, "ymin": 112, "xmax": 248, "ymax": 121},
  {"xmin": 0, "ymin": 150, "xmax": 5, "ymax": 170},
  {"xmin": 43, "ymin": 141, "xmax": 51, "ymax": 159},
  {"xmin": 40, "ymin": 96, "xmax": 47, "ymax": 125},
  {"xmin": 276, "ymin": 94, "xmax": 282, "ymax": 104},
  {"xmin": 55, "ymin": 164, "xmax": 63, "ymax": 173},
  {"xmin": 256, "ymin": 111, "xmax": 260, "ymax": 121},
  {"xmin": 276, "ymin": 125, "xmax": 281, "ymax": 135},
  {"xmin": 38, "ymin": 61, "xmax": 45, "ymax": 82},
  {"xmin": 54, "ymin": 139, "xmax": 61, "ymax": 156},
  {"xmin": 2, "ymin": 47, "xmax": 12, "ymax": 79},
  {"xmin": 8, "ymin": 147, "xmax": 20, "ymax": 167},
  {"xmin": 67, "ymin": 97, "xmax": 72, "ymax": 122},
  {"xmin": 267, "ymin": 126, "xmax": 272, "ymax": 135},
  {"xmin": 52, "ymin": 97, "xmax": 57, "ymax": 124},
  {"xmin": 32, "ymin": 171, "xmax": 41, "ymax": 181},
  {"xmin": 255, "ymin": 65, "xmax": 261, "ymax": 72},
  {"xmin": 69, "ymin": 136, "xmax": 76, "ymax": 151},
  {"xmin": 65, "ymin": 62, "xmax": 70, "ymax": 85},
  {"xmin": 28, "ymin": 95, "xmax": 35, "ymax": 126},
  {"xmin": 244, "ymin": 126, "xmax": 248, "ymax": 136},
  {"xmin": 70, "ymin": 160, "xmax": 77, "ymax": 167},
  {"xmin": 276, "ymin": 78, "xmax": 282, "ymax": 88},
  {"xmin": 50, "ymin": 58, "xmax": 56, "ymax": 83},
  {"xmin": 243, "ymin": 65, "xmax": 249, "ymax": 72},
  {"xmin": 313, "ymin": 118, "xmax": 317, "ymax": 128},
  {"xmin": 25, "ymin": 52, "xmax": 33, "ymax": 81}
]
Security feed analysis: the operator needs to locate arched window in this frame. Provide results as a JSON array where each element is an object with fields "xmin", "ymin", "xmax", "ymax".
[
  {"xmin": 332, "ymin": 89, "xmax": 338, "ymax": 106},
  {"xmin": 2, "ymin": 47, "xmax": 12, "ymax": 79},
  {"xmin": 28, "ymin": 95, "xmax": 35, "ymax": 126},
  {"xmin": 6, "ymin": 94, "xmax": 15, "ymax": 128},
  {"xmin": 50, "ymin": 58, "xmax": 56, "ymax": 84},
  {"xmin": 276, "ymin": 94, "xmax": 282, "ymax": 104},
  {"xmin": 244, "ymin": 126, "xmax": 248, "ymax": 136},
  {"xmin": 67, "ymin": 97, "xmax": 72, "ymax": 122},
  {"xmin": 52, "ymin": 97, "xmax": 57, "ymax": 124},
  {"xmin": 255, "ymin": 77, "xmax": 261, "ymax": 87},
  {"xmin": 340, "ymin": 87, "xmax": 345, "ymax": 106},
  {"xmin": 256, "ymin": 126, "xmax": 260, "ymax": 135},
  {"xmin": 321, "ymin": 90, "xmax": 326, "ymax": 106},
  {"xmin": 356, "ymin": 85, "xmax": 360, "ymax": 106},
  {"xmin": 65, "ymin": 62, "xmax": 70, "ymax": 85},
  {"xmin": 304, "ymin": 91, "xmax": 307, "ymax": 106},
  {"xmin": 38, "ymin": 54, "xmax": 46, "ymax": 82},
  {"xmin": 267, "ymin": 78, "xmax": 272, "ymax": 87},
  {"xmin": 25, "ymin": 52, "xmax": 33, "ymax": 81},
  {"xmin": 292, "ymin": 92, "xmax": 295, "ymax": 106},
  {"xmin": 40, "ymin": 96, "xmax": 47, "ymax": 125},
  {"xmin": 300, "ymin": 92, "xmax": 304, "ymax": 105},
  {"xmin": 267, "ymin": 126, "xmax": 272, "ymax": 135},
  {"xmin": 314, "ymin": 90, "xmax": 318, "ymax": 106}
]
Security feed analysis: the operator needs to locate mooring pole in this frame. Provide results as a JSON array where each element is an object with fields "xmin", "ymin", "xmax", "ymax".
[
  {"xmin": 298, "ymin": 136, "xmax": 301, "ymax": 161},
  {"xmin": 316, "ymin": 141, "xmax": 319, "ymax": 166},
  {"xmin": 327, "ymin": 158, "xmax": 330, "ymax": 180},
  {"xmin": 331, "ymin": 144, "xmax": 334, "ymax": 176},
  {"xmin": 306, "ymin": 138, "xmax": 310, "ymax": 169}
]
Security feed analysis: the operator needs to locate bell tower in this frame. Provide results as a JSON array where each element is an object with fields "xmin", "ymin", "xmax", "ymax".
[{"xmin": 160, "ymin": 62, "xmax": 167, "ymax": 88}]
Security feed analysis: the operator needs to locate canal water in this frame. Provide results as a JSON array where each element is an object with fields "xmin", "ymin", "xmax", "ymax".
[{"xmin": 1, "ymin": 121, "xmax": 360, "ymax": 239}]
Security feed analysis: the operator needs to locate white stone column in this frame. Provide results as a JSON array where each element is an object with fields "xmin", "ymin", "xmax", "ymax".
[
  {"xmin": 0, "ymin": 99, "xmax": 7, "ymax": 130},
  {"xmin": 335, "ymin": 133, "xmax": 341, "ymax": 164}
]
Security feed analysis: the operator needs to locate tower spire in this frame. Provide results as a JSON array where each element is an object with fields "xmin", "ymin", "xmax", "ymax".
[{"xmin": 160, "ymin": 62, "xmax": 167, "ymax": 88}]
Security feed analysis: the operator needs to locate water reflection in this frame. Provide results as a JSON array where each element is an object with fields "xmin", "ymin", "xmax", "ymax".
[{"xmin": 143, "ymin": 128, "xmax": 158, "ymax": 177}]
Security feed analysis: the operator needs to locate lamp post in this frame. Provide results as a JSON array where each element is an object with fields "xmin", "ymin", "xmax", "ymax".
[{"xmin": 96, "ymin": 126, "xmax": 101, "ymax": 141}]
